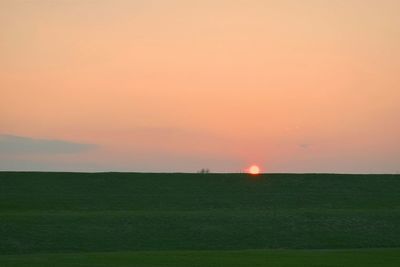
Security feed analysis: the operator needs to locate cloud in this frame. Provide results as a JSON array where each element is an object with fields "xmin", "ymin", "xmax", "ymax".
[
  {"xmin": 299, "ymin": 143, "xmax": 311, "ymax": 149},
  {"xmin": 0, "ymin": 134, "xmax": 97, "ymax": 154}
]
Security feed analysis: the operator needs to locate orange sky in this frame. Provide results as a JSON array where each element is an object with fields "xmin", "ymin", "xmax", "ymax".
[{"xmin": 1, "ymin": 0, "xmax": 400, "ymax": 172}]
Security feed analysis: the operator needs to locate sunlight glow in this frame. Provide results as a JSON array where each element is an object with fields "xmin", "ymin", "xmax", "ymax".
[{"xmin": 248, "ymin": 165, "xmax": 261, "ymax": 175}]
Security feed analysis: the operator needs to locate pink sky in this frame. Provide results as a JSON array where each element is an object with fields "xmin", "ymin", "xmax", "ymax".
[{"xmin": 1, "ymin": 0, "xmax": 400, "ymax": 173}]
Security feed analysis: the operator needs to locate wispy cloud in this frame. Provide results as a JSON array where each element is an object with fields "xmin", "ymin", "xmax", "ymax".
[
  {"xmin": 0, "ymin": 134, "xmax": 97, "ymax": 154},
  {"xmin": 299, "ymin": 143, "xmax": 311, "ymax": 149}
]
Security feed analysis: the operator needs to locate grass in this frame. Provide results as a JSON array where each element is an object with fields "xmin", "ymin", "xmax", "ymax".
[
  {"xmin": 1, "ymin": 249, "xmax": 400, "ymax": 267},
  {"xmin": 0, "ymin": 172, "xmax": 399, "ymax": 266}
]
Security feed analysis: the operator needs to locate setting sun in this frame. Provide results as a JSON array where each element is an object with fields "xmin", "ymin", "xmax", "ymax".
[{"xmin": 248, "ymin": 165, "xmax": 261, "ymax": 175}]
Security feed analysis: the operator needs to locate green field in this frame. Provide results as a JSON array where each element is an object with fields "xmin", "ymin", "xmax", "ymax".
[
  {"xmin": 1, "ymin": 172, "xmax": 399, "ymax": 266},
  {"xmin": 1, "ymin": 249, "xmax": 400, "ymax": 267}
]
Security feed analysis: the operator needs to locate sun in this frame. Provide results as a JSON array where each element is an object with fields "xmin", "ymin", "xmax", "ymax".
[{"xmin": 248, "ymin": 165, "xmax": 261, "ymax": 175}]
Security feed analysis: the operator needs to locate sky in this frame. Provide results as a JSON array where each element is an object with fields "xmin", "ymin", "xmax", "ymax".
[{"xmin": 1, "ymin": 0, "xmax": 400, "ymax": 173}]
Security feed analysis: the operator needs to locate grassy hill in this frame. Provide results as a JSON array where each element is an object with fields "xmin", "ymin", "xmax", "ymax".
[{"xmin": 0, "ymin": 172, "xmax": 399, "ymax": 266}]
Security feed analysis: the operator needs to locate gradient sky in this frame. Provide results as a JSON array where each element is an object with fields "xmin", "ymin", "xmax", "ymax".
[{"xmin": 1, "ymin": 0, "xmax": 400, "ymax": 173}]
